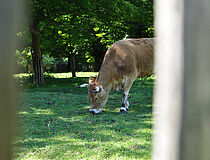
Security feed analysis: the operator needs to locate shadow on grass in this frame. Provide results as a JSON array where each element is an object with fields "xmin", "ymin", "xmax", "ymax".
[{"xmin": 16, "ymin": 75, "xmax": 154, "ymax": 159}]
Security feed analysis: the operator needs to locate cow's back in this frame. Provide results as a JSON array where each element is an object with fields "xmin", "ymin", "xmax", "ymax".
[
  {"xmin": 97, "ymin": 38, "xmax": 154, "ymax": 90},
  {"xmin": 127, "ymin": 38, "xmax": 154, "ymax": 77}
]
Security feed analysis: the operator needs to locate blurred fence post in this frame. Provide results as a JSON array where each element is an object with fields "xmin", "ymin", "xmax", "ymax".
[
  {"xmin": 0, "ymin": 0, "xmax": 19, "ymax": 159},
  {"xmin": 153, "ymin": 0, "xmax": 210, "ymax": 160}
]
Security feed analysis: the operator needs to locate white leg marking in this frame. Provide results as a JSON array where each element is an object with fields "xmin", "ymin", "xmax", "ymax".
[
  {"xmin": 120, "ymin": 107, "xmax": 127, "ymax": 112},
  {"xmin": 125, "ymin": 100, "xmax": 129, "ymax": 109},
  {"xmin": 89, "ymin": 108, "xmax": 102, "ymax": 114},
  {"xmin": 122, "ymin": 91, "xmax": 129, "ymax": 108},
  {"xmin": 120, "ymin": 77, "xmax": 134, "ymax": 112}
]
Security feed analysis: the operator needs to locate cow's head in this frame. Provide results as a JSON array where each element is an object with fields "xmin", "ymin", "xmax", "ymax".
[{"xmin": 78, "ymin": 78, "xmax": 108, "ymax": 114}]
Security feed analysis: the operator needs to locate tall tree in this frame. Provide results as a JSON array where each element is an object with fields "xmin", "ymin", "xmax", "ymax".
[
  {"xmin": 25, "ymin": 0, "xmax": 67, "ymax": 85},
  {"xmin": 19, "ymin": 0, "xmax": 154, "ymax": 80},
  {"xmin": 29, "ymin": 19, "xmax": 44, "ymax": 85}
]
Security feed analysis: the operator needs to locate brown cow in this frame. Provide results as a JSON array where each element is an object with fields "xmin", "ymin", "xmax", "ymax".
[{"xmin": 78, "ymin": 38, "xmax": 154, "ymax": 114}]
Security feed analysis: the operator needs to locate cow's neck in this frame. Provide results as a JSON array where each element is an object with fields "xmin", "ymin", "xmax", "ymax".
[{"xmin": 97, "ymin": 72, "xmax": 112, "ymax": 94}]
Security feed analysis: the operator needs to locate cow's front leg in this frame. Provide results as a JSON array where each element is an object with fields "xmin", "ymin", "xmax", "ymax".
[
  {"xmin": 120, "ymin": 78, "xmax": 135, "ymax": 113},
  {"xmin": 120, "ymin": 91, "xmax": 130, "ymax": 113}
]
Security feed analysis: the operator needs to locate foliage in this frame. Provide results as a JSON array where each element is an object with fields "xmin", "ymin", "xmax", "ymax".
[
  {"xmin": 16, "ymin": 49, "xmax": 32, "ymax": 68},
  {"xmin": 14, "ymin": 72, "xmax": 154, "ymax": 159},
  {"xmin": 42, "ymin": 55, "xmax": 57, "ymax": 72},
  {"xmin": 15, "ymin": 48, "xmax": 68, "ymax": 73},
  {"xmin": 17, "ymin": 0, "xmax": 154, "ymax": 73},
  {"xmin": 126, "ymin": 0, "xmax": 154, "ymax": 38}
]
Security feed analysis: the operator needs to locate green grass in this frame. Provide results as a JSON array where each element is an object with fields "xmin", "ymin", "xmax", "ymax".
[{"xmin": 14, "ymin": 72, "xmax": 154, "ymax": 160}]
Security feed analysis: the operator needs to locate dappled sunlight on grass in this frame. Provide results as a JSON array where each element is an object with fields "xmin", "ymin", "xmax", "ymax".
[
  {"xmin": 18, "ymin": 111, "xmax": 30, "ymax": 115},
  {"xmin": 31, "ymin": 108, "xmax": 54, "ymax": 115},
  {"xmin": 14, "ymin": 73, "xmax": 154, "ymax": 160},
  {"xmin": 48, "ymin": 72, "xmax": 98, "ymax": 78},
  {"xmin": 83, "ymin": 105, "xmax": 90, "ymax": 109},
  {"xmin": 14, "ymin": 73, "xmax": 32, "ymax": 78},
  {"xmin": 14, "ymin": 72, "xmax": 98, "ymax": 79}
]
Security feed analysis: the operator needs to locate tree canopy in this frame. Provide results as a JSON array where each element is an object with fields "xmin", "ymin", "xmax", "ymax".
[{"xmin": 16, "ymin": 0, "xmax": 154, "ymax": 84}]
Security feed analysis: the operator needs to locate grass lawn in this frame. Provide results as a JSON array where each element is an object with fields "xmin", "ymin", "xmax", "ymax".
[{"xmin": 14, "ymin": 72, "xmax": 154, "ymax": 160}]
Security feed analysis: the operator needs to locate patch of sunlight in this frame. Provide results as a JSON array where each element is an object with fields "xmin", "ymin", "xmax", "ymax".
[
  {"xmin": 14, "ymin": 73, "xmax": 32, "ymax": 78},
  {"xmin": 50, "ymin": 136, "xmax": 80, "ymax": 142},
  {"xmin": 45, "ymin": 135, "xmax": 95, "ymax": 145},
  {"xmin": 14, "ymin": 72, "xmax": 99, "ymax": 79},
  {"xmin": 58, "ymin": 116, "xmax": 69, "ymax": 122},
  {"xmin": 58, "ymin": 116, "xmax": 82, "ymax": 122},
  {"xmin": 134, "ymin": 128, "xmax": 152, "ymax": 135},
  {"xmin": 49, "ymin": 72, "xmax": 98, "ymax": 78},
  {"xmin": 97, "ymin": 130, "xmax": 116, "ymax": 137},
  {"xmin": 76, "ymin": 72, "xmax": 98, "ymax": 77},
  {"xmin": 48, "ymin": 73, "xmax": 72, "ymax": 78},
  {"xmin": 147, "ymin": 74, "xmax": 156, "ymax": 79},
  {"xmin": 19, "ymin": 152, "xmax": 39, "ymax": 160},
  {"xmin": 18, "ymin": 111, "xmax": 29, "ymax": 115},
  {"xmin": 32, "ymin": 108, "xmax": 54, "ymax": 115},
  {"xmin": 83, "ymin": 106, "xmax": 90, "ymax": 109},
  {"xmin": 145, "ymin": 104, "xmax": 153, "ymax": 107}
]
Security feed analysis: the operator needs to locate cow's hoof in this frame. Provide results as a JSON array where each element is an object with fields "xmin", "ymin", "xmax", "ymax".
[
  {"xmin": 120, "ymin": 107, "xmax": 128, "ymax": 114},
  {"xmin": 90, "ymin": 110, "xmax": 100, "ymax": 114},
  {"xmin": 89, "ymin": 109, "xmax": 102, "ymax": 114}
]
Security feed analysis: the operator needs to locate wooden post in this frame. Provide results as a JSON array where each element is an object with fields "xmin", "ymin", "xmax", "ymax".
[
  {"xmin": 181, "ymin": 0, "xmax": 210, "ymax": 159},
  {"xmin": 0, "ymin": 0, "xmax": 18, "ymax": 159},
  {"xmin": 153, "ymin": 0, "xmax": 210, "ymax": 160},
  {"xmin": 30, "ymin": 20, "xmax": 45, "ymax": 86}
]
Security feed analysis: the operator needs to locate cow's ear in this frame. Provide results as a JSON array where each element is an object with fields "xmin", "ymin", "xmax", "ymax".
[{"xmin": 89, "ymin": 77, "xmax": 96, "ymax": 84}]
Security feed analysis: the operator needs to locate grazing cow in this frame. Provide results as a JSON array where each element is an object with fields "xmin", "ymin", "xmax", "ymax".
[{"xmin": 78, "ymin": 38, "xmax": 154, "ymax": 114}]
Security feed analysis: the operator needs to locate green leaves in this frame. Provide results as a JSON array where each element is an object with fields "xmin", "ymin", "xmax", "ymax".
[{"xmin": 19, "ymin": 0, "xmax": 154, "ymax": 72}]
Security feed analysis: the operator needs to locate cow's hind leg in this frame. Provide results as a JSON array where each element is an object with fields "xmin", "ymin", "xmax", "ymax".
[{"xmin": 120, "ymin": 79, "xmax": 134, "ymax": 113}]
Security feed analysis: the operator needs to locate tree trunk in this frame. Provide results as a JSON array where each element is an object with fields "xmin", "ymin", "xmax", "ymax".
[
  {"xmin": 67, "ymin": 52, "xmax": 76, "ymax": 77},
  {"xmin": 67, "ymin": 43, "xmax": 76, "ymax": 77},
  {"xmin": 30, "ymin": 20, "xmax": 44, "ymax": 86},
  {"xmin": 67, "ymin": 53, "xmax": 71, "ymax": 72},
  {"xmin": 70, "ymin": 52, "xmax": 76, "ymax": 77}
]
